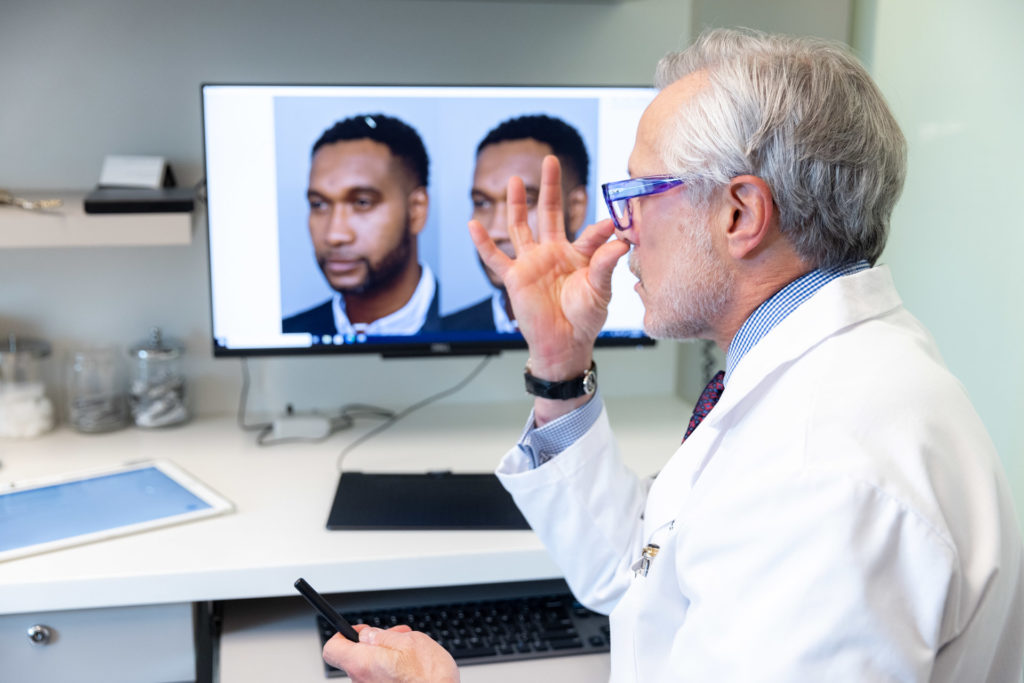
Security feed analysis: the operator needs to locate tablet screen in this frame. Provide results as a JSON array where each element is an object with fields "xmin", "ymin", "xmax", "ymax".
[{"xmin": 0, "ymin": 461, "xmax": 231, "ymax": 561}]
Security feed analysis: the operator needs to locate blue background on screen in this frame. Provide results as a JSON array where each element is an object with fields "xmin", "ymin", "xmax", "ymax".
[
  {"xmin": 272, "ymin": 91, "xmax": 599, "ymax": 318},
  {"xmin": 0, "ymin": 467, "xmax": 212, "ymax": 552}
]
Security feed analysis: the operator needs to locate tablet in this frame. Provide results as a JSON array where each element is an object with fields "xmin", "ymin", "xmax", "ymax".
[
  {"xmin": 0, "ymin": 459, "xmax": 233, "ymax": 563},
  {"xmin": 326, "ymin": 471, "xmax": 529, "ymax": 530}
]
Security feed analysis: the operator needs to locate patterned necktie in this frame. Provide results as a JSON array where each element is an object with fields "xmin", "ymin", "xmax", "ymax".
[{"xmin": 683, "ymin": 370, "xmax": 725, "ymax": 442}]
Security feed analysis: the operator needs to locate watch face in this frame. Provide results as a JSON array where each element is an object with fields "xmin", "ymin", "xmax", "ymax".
[{"xmin": 582, "ymin": 370, "xmax": 597, "ymax": 394}]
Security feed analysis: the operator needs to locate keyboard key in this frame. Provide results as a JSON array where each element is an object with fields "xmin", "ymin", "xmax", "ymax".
[
  {"xmin": 449, "ymin": 643, "xmax": 497, "ymax": 660},
  {"xmin": 549, "ymin": 636, "xmax": 584, "ymax": 650}
]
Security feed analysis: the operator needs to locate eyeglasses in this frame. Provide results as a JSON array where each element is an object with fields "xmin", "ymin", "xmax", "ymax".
[{"xmin": 601, "ymin": 175, "xmax": 686, "ymax": 230}]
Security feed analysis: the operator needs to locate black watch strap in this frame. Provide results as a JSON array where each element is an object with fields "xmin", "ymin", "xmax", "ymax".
[{"xmin": 524, "ymin": 361, "xmax": 597, "ymax": 400}]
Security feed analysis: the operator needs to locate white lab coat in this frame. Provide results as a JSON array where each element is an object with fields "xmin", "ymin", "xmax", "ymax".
[{"xmin": 497, "ymin": 266, "xmax": 1024, "ymax": 682}]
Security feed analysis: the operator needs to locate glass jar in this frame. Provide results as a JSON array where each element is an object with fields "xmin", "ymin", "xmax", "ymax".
[
  {"xmin": 128, "ymin": 327, "xmax": 188, "ymax": 428},
  {"xmin": 66, "ymin": 347, "xmax": 130, "ymax": 433},
  {"xmin": 0, "ymin": 335, "xmax": 55, "ymax": 438}
]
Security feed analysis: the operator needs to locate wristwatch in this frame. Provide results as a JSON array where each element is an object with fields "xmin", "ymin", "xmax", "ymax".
[{"xmin": 524, "ymin": 360, "xmax": 597, "ymax": 400}]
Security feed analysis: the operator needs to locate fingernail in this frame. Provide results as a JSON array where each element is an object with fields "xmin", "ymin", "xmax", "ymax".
[{"xmin": 360, "ymin": 627, "xmax": 380, "ymax": 644}]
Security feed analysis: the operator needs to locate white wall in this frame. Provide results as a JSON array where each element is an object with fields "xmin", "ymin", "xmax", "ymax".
[
  {"xmin": 691, "ymin": 0, "xmax": 852, "ymax": 43},
  {"xmin": 0, "ymin": 0, "xmax": 691, "ymax": 418},
  {"xmin": 852, "ymin": 0, "xmax": 1024, "ymax": 528},
  {"xmin": 8, "ymin": 0, "xmax": 1015, "ymax": 530}
]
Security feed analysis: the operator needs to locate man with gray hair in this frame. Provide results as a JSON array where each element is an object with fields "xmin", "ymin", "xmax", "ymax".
[{"xmin": 322, "ymin": 29, "xmax": 1024, "ymax": 682}]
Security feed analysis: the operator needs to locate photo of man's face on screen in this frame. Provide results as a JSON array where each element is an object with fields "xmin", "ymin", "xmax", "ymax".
[
  {"xmin": 443, "ymin": 113, "xmax": 591, "ymax": 334},
  {"xmin": 273, "ymin": 91, "xmax": 600, "ymax": 344},
  {"xmin": 282, "ymin": 113, "xmax": 439, "ymax": 340}
]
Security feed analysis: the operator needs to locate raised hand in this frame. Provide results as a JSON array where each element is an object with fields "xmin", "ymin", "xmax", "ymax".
[{"xmin": 469, "ymin": 156, "xmax": 629, "ymax": 388}]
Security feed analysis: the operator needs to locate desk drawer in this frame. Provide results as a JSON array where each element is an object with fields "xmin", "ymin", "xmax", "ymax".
[{"xmin": 0, "ymin": 602, "xmax": 195, "ymax": 683}]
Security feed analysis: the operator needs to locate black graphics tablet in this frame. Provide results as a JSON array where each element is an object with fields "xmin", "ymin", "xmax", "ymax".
[{"xmin": 327, "ymin": 471, "xmax": 529, "ymax": 530}]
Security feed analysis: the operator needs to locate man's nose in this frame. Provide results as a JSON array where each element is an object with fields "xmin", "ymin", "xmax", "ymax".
[
  {"xmin": 486, "ymin": 200, "xmax": 511, "ymax": 241},
  {"xmin": 325, "ymin": 206, "xmax": 355, "ymax": 244},
  {"xmin": 612, "ymin": 221, "xmax": 635, "ymax": 245}
]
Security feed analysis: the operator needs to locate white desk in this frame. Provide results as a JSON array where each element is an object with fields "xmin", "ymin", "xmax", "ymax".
[{"xmin": 0, "ymin": 395, "xmax": 686, "ymax": 682}]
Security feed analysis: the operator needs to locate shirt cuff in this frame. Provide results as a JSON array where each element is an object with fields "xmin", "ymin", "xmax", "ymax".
[{"xmin": 516, "ymin": 390, "xmax": 604, "ymax": 468}]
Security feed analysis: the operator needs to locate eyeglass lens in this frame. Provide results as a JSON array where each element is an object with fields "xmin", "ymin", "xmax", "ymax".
[{"xmin": 611, "ymin": 198, "xmax": 632, "ymax": 229}]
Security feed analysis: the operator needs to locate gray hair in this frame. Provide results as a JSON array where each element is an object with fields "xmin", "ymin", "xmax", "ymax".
[{"xmin": 655, "ymin": 28, "xmax": 906, "ymax": 267}]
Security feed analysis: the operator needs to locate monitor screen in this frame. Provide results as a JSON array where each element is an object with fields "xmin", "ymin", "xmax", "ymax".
[{"xmin": 201, "ymin": 84, "xmax": 656, "ymax": 357}]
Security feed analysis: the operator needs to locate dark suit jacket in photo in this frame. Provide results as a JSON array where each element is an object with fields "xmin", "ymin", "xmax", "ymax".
[
  {"xmin": 282, "ymin": 284, "xmax": 443, "ymax": 336},
  {"xmin": 440, "ymin": 297, "xmax": 496, "ymax": 332}
]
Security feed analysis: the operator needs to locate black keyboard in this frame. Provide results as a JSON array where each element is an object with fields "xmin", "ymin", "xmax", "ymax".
[{"xmin": 314, "ymin": 579, "xmax": 610, "ymax": 677}]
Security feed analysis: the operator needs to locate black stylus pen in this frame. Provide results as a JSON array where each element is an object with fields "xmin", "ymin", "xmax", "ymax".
[{"xmin": 294, "ymin": 577, "xmax": 360, "ymax": 642}]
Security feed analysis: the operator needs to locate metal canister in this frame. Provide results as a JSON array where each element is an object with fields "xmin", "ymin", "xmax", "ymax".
[{"xmin": 128, "ymin": 327, "xmax": 188, "ymax": 428}]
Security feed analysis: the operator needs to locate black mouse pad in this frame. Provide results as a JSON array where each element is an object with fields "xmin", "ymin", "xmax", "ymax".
[{"xmin": 326, "ymin": 471, "xmax": 530, "ymax": 530}]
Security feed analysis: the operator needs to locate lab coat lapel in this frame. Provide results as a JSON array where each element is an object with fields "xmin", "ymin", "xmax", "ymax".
[
  {"xmin": 702, "ymin": 265, "xmax": 901, "ymax": 439},
  {"xmin": 646, "ymin": 266, "xmax": 904, "ymax": 528}
]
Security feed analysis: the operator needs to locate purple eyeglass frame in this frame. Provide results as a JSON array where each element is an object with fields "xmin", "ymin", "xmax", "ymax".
[{"xmin": 601, "ymin": 174, "xmax": 686, "ymax": 230}]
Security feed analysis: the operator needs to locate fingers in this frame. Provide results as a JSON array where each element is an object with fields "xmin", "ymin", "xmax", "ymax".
[
  {"xmin": 505, "ymin": 174, "xmax": 534, "ymax": 253},
  {"xmin": 572, "ymin": 219, "xmax": 629, "ymax": 300},
  {"xmin": 505, "ymin": 155, "xmax": 567, "ymax": 249},
  {"xmin": 355, "ymin": 624, "xmax": 413, "ymax": 636},
  {"xmin": 469, "ymin": 219, "xmax": 513, "ymax": 279},
  {"xmin": 322, "ymin": 631, "xmax": 364, "ymax": 671},
  {"xmin": 321, "ymin": 627, "xmax": 416, "ymax": 680},
  {"xmin": 324, "ymin": 627, "xmax": 459, "ymax": 683},
  {"xmin": 588, "ymin": 238, "xmax": 631, "ymax": 302},
  {"xmin": 358, "ymin": 626, "xmax": 412, "ymax": 647},
  {"xmin": 537, "ymin": 155, "xmax": 567, "ymax": 242},
  {"xmin": 572, "ymin": 219, "xmax": 618, "ymax": 257}
]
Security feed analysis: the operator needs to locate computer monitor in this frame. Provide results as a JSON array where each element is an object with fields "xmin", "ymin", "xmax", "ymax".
[{"xmin": 201, "ymin": 83, "xmax": 656, "ymax": 358}]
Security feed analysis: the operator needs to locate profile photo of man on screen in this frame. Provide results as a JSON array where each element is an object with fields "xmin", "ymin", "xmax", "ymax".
[
  {"xmin": 282, "ymin": 113, "xmax": 441, "ymax": 337},
  {"xmin": 442, "ymin": 114, "xmax": 589, "ymax": 332}
]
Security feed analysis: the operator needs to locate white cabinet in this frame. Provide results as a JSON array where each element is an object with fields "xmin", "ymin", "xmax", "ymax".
[
  {"xmin": 0, "ymin": 192, "xmax": 193, "ymax": 248},
  {"xmin": 0, "ymin": 602, "xmax": 195, "ymax": 683}
]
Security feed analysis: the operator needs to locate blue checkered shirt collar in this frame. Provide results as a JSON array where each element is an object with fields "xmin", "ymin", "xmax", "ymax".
[{"xmin": 724, "ymin": 261, "xmax": 870, "ymax": 385}]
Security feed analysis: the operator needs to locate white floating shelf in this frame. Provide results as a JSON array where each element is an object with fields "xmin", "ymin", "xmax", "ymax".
[{"xmin": 0, "ymin": 192, "xmax": 193, "ymax": 248}]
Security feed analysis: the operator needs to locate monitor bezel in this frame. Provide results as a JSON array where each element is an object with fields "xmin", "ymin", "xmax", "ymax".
[{"xmin": 199, "ymin": 81, "xmax": 656, "ymax": 359}]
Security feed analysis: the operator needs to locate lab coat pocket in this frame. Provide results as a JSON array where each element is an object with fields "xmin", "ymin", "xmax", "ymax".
[{"xmin": 620, "ymin": 521, "xmax": 678, "ymax": 682}]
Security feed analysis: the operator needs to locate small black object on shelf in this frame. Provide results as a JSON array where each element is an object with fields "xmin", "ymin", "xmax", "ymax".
[{"xmin": 83, "ymin": 187, "xmax": 195, "ymax": 214}]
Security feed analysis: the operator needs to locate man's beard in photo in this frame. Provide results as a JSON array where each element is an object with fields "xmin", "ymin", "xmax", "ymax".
[{"xmin": 338, "ymin": 226, "xmax": 414, "ymax": 296}]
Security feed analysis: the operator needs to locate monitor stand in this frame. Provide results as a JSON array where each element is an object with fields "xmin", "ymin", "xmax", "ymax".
[{"xmin": 326, "ymin": 471, "xmax": 530, "ymax": 530}]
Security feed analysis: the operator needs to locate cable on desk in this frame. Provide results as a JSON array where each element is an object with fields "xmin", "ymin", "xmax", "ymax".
[
  {"xmin": 334, "ymin": 354, "xmax": 494, "ymax": 470},
  {"xmin": 237, "ymin": 358, "xmax": 273, "ymax": 434}
]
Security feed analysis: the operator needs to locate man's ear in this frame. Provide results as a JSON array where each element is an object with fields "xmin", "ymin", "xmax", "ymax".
[
  {"xmin": 407, "ymin": 186, "xmax": 429, "ymax": 236},
  {"xmin": 565, "ymin": 186, "xmax": 588, "ymax": 239},
  {"xmin": 722, "ymin": 175, "xmax": 776, "ymax": 260}
]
